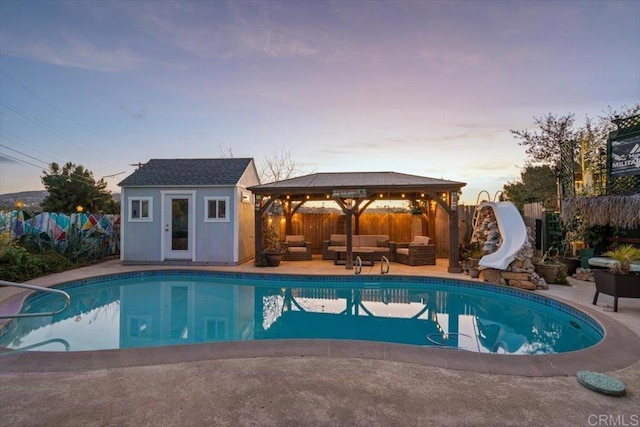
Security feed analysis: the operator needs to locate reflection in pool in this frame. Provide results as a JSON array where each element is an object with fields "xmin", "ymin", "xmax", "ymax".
[{"xmin": 0, "ymin": 272, "xmax": 603, "ymax": 354}]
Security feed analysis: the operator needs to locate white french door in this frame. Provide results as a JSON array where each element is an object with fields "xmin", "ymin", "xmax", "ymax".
[{"xmin": 162, "ymin": 192, "xmax": 195, "ymax": 260}]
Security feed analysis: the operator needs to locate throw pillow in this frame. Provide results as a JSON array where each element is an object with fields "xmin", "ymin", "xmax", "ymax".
[
  {"xmin": 413, "ymin": 236, "xmax": 430, "ymax": 245},
  {"xmin": 288, "ymin": 240, "xmax": 306, "ymax": 247},
  {"xmin": 376, "ymin": 239, "xmax": 389, "ymax": 247}
]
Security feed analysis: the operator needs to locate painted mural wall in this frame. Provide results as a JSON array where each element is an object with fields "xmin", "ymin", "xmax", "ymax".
[{"xmin": 0, "ymin": 210, "xmax": 120, "ymax": 258}]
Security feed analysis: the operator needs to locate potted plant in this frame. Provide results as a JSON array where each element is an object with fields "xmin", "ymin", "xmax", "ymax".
[
  {"xmin": 559, "ymin": 237, "xmax": 581, "ymax": 276},
  {"xmin": 535, "ymin": 247, "xmax": 568, "ymax": 285},
  {"xmin": 458, "ymin": 242, "xmax": 482, "ymax": 277},
  {"xmin": 464, "ymin": 242, "xmax": 484, "ymax": 269},
  {"xmin": 262, "ymin": 221, "xmax": 283, "ymax": 267},
  {"xmin": 592, "ymin": 244, "xmax": 640, "ymax": 312}
]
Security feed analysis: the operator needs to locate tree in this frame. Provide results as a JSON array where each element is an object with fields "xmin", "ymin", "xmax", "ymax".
[
  {"xmin": 259, "ymin": 146, "xmax": 307, "ymax": 183},
  {"xmin": 511, "ymin": 113, "xmax": 577, "ymax": 168},
  {"xmin": 510, "ymin": 105, "xmax": 640, "ymax": 198},
  {"xmin": 503, "ymin": 165, "xmax": 557, "ymax": 211},
  {"xmin": 41, "ymin": 162, "xmax": 115, "ymax": 213}
]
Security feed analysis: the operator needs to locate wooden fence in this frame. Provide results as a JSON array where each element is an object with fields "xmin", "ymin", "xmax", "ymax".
[
  {"xmin": 271, "ymin": 205, "xmax": 477, "ymax": 258},
  {"xmin": 515, "ymin": 202, "xmax": 564, "ymax": 255}
]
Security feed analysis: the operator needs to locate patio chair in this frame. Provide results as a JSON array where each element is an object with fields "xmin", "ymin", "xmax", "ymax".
[
  {"xmin": 393, "ymin": 236, "xmax": 436, "ymax": 266},
  {"xmin": 282, "ymin": 235, "xmax": 312, "ymax": 261}
]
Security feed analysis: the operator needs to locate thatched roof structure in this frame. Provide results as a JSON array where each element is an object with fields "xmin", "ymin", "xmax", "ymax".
[{"xmin": 561, "ymin": 194, "xmax": 640, "ymax": 229}]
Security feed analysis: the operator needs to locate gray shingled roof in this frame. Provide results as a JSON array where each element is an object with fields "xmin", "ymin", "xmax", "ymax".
[
  {"xmin": 118, "ymin": 158, "xmax": 254, "ymax": 187},
  {"xmin": 249, "ymin": 172, "xmax": 465, "ymax": 193}
]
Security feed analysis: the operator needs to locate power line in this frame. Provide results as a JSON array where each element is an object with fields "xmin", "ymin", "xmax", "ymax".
[
  {"xmin": 0, "ymin": 70, "xmax": 135, "ymax": 191},
  {"xmin": 1, "ymin": 152, "xmax": 48, "ymax": 171},
  {"xmin": 1, "ymin": 130, "xmax": 121, "ymax": 186},
  {"xmin": 0, "ymin": 137, "xmax": 107, "ymax": 187},
  {"xmin": 0, "ymin": 71, "xmax": 125, "ymax": 171},
  {"xmin": 0, "ymin": 70, "xmax": 106, "ymax": 143},
  {"xmin": 0, "ymin": 144, "xmax": 50, "ymax": 168},
  {"xmin": 0, "ymin": 98, "xmax": 81, "ymax": 147},
  {"xmin": 1, "ymin": 150, "xmax": 106, "ymax": 188},
  {"xmin": 0, "ymin": 128, "xmax": 71, "ymax": 167}
]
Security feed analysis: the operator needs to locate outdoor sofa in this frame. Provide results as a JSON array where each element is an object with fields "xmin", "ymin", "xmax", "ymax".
[{"xmin": 322, "ymin": 234, "xmax": 391, "ymax": 261}]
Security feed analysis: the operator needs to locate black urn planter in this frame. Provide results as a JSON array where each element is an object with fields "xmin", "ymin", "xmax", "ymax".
[{"xmin": 265, "ymin": 252, "xmax": 283, "ymax": 267}]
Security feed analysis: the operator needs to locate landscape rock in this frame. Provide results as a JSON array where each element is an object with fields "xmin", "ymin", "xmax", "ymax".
[
  {"xmin": 501, "ymin": 272, "xmax": 530, "ymax": 281},
  {"xmin": 479, "ymin": 268, "xmax": 504, "ymax": 285},
  {"xmin": 509, "ymin": 280, "xmax": 537, "ymax": 290},
  {"xmin": 574, "ymin": 268, "xmax": 595, "ymax": 282}
]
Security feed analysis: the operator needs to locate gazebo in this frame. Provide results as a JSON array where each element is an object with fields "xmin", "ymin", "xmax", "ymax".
[{"xmin": 249, "ymin": 172, "xmax": 466, "ymax": 273}]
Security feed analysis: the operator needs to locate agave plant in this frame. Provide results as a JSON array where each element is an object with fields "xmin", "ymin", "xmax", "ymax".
[{"xmin": 603, "ymin": 244, "xmax": 640, "ymax": 275}]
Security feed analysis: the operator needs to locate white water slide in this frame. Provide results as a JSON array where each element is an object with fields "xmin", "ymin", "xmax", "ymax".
[{"xmin": 477, "ymin": 201, "xmax": 528, "ymax": 271}]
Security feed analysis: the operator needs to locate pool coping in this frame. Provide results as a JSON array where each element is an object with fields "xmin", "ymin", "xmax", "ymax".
[{"xmin": 1, "ymin": 269, "xmax": 639, "ymax": 376}]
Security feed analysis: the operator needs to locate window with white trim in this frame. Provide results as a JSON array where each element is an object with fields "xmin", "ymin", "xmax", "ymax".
[
  {"xmin": 205, "ymin": 197, "xmax": 229, "ymax": 222},
  {"xmin": 127, "ymin": 315, "xmax": 152, "ymax": 339},
  {"xmin": 204, "ymin": 317, "xmax": 228, "ymax": 340},
  {"xmin": 128, "ymin": 197, "xmax": 153, "ymax": 222}
]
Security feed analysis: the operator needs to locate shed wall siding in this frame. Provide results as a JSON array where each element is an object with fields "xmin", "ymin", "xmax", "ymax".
[
  {"xmin": 121, "ymin": 188, "xmax": 163, "ymax": 262},
  {"xmin": 122, "ymin": 186, "xmax": 246, "ymax": 264},
  {"xmin": 237, "ymin": 160, "xmax": 260, "ymax": 188},
  {"xmin": 236, "ymin": 161, "xmax": 259, "ymax": 262},
  {"xmin": 195, "ymin": 187, "xmax": 236, "ymax": 263}
]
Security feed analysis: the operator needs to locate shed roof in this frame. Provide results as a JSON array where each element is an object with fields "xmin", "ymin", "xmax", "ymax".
[{"xmin": 118, "ymin": 158, "xmax": 254, "ymax": 187}]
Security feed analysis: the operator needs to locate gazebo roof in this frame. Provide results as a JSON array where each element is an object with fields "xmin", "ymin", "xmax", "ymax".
[{"xmin": 249, "ymin": 172, "xmax": 465, "ymax": 200}]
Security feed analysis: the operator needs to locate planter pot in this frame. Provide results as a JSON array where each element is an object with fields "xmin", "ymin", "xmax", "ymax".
[
  {"xmin": 559, "ymin": 258, "xmax": 580, "ymax": 276},
  {"xmin": 593, "ymin": 270, "xmax": 640, "ymax": 312},
  {"xmin": 265, "ymin": 252, "xmax": 283, "ymax": 267},
  {"xmin": 535, "ymin": 263, "xmax": 565, "ymax": 284},
  {"xmin": 468, "ymin": 257, "xmax": 481, "ymax": 268},
  {"xmin": 468, "ymin": 267, "xmax": 480, "ymax": 279}
]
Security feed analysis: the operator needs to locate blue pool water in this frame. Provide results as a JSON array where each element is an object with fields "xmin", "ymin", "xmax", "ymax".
[{"xmin": 0, "ymin": 271, "xmax": 603, "ymax": 354}]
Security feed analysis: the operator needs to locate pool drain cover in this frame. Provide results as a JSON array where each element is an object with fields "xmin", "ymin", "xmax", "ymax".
[{"xmin": 576, "ymin": 371, "xmax": 626, "ymax": 396}]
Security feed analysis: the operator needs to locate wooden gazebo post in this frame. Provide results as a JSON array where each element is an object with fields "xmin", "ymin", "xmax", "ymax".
[
  {"xmin": 254, "ymin": 195, "xmax": 264, "ymax": 255},
  {"xmin": 334, "ymin": 197, "xmax": 355, "ymax": 270},
  {"xmin": 448, "ymin": 191, "xmax": 461, "ymax": 273}
]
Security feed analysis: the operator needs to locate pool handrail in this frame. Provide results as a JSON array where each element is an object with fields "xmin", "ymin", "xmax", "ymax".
[
  {"xmin": 354, "ymin": 256, "xmax": 362, "ymax": 275},
  {"xmin": 381, "ymin": 256, "xmax": 390, "ymax": 274},
  {"xmin": 0, "ymin": 280, "xmax": 71, "ymax": 319}
]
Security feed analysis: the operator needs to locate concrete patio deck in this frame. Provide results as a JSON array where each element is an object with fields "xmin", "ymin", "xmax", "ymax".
[{"xmin": 1, "ymin": 257, "xmax": 639, "ymax": 426}]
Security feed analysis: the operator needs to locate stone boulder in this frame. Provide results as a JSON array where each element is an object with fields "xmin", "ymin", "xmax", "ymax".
[
  {"xmin": 509, "ymin": 280, "xmax": 537, "ymax": 290},
  {"xmin": 479, "ymin": 268, "xmax": 505, "ymax": 285}
]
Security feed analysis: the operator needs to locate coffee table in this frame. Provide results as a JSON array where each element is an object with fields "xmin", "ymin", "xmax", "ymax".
[{"xmin": 333, "ymin": 248, "xmax": 375, "ymax": 266}]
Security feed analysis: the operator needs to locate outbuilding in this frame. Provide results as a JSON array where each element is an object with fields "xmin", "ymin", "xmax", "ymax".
[{"xmin": 118, "ymin": 158, "xmax": 260, "ymax": 265}]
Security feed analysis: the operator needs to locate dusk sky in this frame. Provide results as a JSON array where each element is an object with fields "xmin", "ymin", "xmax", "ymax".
[{"xmin": 1, "ymin": 0, "xmax": 638, "ymax": 204}]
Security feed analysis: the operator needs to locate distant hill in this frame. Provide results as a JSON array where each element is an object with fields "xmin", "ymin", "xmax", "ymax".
[
  {"xmin": 0, "ymin": 190, "xmax": 120, "ymax": 210},
  {"xmin": 0, "ymin": 190, "xmax": 48, "ymax": 209}
]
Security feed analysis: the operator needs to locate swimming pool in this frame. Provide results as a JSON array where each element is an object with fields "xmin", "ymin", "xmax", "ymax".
[{"xmin": 0, "ymin": 270, "xmax": 603, "ymax": 354}]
